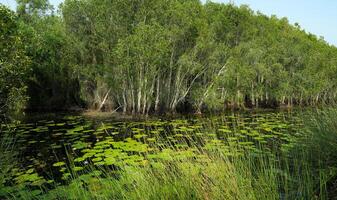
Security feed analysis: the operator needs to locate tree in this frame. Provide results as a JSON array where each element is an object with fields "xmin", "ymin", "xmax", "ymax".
[
  {"xmin": 2, "ymin": 0, "xmax": 336, "ymax": 114},
  {"xmin": 0, "ymin": 5, "xmax": 30, "ymax": 114}
]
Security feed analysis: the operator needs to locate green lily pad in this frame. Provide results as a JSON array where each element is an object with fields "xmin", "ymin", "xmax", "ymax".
[{"xmin": 53, "ymin": 162, "xmax": 66, "ymax": 167}]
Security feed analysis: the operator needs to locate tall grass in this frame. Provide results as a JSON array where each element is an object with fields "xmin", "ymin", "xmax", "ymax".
[
  {"xmin": 0, "ymin": 120, "xmax": 18, "ymax": 184},
  {"xmin": 1, "ymin": 109, "xmax": 337, "ymax": 199},
  {"xmin": 289, "ymin": 108, "xmax": 337, "ymax": 199},
  {"xmin": 0, "ymin": 119, "xmax": 20, "ymax": 199},
  {"xmin": 1, "ymin": 145, "xmax": 313, "ymax": 199},
  {"xmin": 34, "ymin": 151, "xmax": 281, "ymax": 200}
]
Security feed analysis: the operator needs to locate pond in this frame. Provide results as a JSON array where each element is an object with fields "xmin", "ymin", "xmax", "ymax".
[{"xmin": 0, "ymin": 110, "xmax": 303, "ymax": 189}]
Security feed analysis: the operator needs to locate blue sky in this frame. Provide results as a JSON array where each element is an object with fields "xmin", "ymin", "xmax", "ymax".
[{"xmin": 1, "ymin": 0, "xmax": 336, "ymax": 46}]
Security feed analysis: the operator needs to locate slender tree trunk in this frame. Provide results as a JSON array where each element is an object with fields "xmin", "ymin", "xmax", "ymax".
[
  {"xmin": 167, "ymin": 48, "xmax": 175, "ymax": 108},
  {"xmin": 170, "ymin": 64, "xmax": 181, "ymax": 111},
  {"xmin": 142, "ymin": 93, "xmax": 147, "ymax": 114},
  {"xmin": 147, "ymin": 78, "xmax": 155, "ymax": 114},
  {"xmin": 196, "ymin": 63, "xmax": 228, "ymax": 113},
  {"xmin": 122, "ymin": 85, "xmax": 127, "ymax": 114},
  {"xmin": 142, "ymin": 78, "xmax": 148, "ymax": 115},
  {"xmin": 316, "ymin": 94, "xmax": 319, "ymax": 104},
  {"xmin": 155, "ymin": 76, "xmax": 160, "ymax": 113},
  {"xmin": 251, "ymin": 83, "xmax": 255, "ymax": 106},
  {"xmin": 137, "ymin": 66, "xmax": 143, "ymax": 113},
  {"xmin": 98, "ymin": 88, "xmax": 111, "ymax": 111},
  {"xmin": 131, "ymin": 82, "xmax": 135, "ymax": 114}
]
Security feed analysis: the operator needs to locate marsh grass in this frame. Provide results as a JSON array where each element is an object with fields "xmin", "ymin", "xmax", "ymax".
[
  {"xmin": 0, "ymin": 121, "xmax": 18, "ymax": 183},
  {"xmin": 1, "ymin": 109, "xmax": 337, "ymax": 199},
  {"xmin": 0, "ymin": 120, "xmax": 21, "ymax": 199},
  {"xmin": 17, "ymin": 151, "xmax": 281, "ymax": 199},
  {"xmin": 0, "ymin": 143, "xmax": 313, "ymax": 199},
  {"xmin": 290, "ymin": 108, "xmax": 337, "ymax": 199}
]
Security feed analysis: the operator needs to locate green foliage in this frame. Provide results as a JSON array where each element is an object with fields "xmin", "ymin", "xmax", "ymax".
[
  {"xmin": 16, "ymin": 0, "xmax": 53, "ymax": 16},
  {"xmin": 2, "ymin": 108, "xmax": 337, "ymax": 199},
  {"xmin": 59, "ymin": 0, "xmax": 337, "ymax": 113},
  {"xmin": 0, "ymin": 5, "xmax": 30, "ymax": 114},
  {"xmin": 14, "ymin": 0, "xmax": 83, "ymax": 111},
  {"xmin": 2, "ymin": 1, "xmax": 337, "ymax": 113}
]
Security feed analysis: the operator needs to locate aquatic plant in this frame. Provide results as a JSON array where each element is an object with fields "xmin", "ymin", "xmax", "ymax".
[{"xmin": 1, "ymin": 110, "xmax": 336, "ymax": 199}]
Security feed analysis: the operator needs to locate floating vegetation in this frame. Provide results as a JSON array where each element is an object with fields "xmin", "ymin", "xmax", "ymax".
[
  {"xmin": 72, "ymin": 141, "xmax": 89, "ymax": 150},
  {"xmin": 2, "ymin": 111, "xmax": 303, "ymax": 193},
  {"xmin": 53, "ymin": 162, "xmax": 66, "ymax": 167}
]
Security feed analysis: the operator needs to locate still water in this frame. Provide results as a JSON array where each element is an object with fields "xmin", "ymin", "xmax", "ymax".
[{"xmin": 1, "ymin": 110, "xmax": 302, "ymax": 189}]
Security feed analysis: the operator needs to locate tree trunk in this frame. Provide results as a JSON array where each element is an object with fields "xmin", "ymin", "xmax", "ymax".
[
  {"xmin": 123, "ymin": 91, "xmax": 127, "ymax": 113},
  {"xmin": 137, "ymin": 66, "xmax": 143, "ymax": 113},
  {"xmin": 167, "ymin": 48, "xmax": 175, "ymax": 107},
  {"xmin": 98, "ymin": 88, "xmax": 111, "ymax": 111},
  {"xmin": 155, "ymin": 76, "xmax": 160, "ymax": 113},
  {"xmin": 142, "ymin": 77, "xmax": 148, "ymax": 114},
  {"xmin": 131, "ymin": 82, "xmax": 135, "ymax": 114}
]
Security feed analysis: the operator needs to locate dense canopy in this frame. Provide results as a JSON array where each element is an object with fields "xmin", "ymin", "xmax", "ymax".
[{"xmin": 1, "ymin": 0, "xmax": 337, "ymax": 114}]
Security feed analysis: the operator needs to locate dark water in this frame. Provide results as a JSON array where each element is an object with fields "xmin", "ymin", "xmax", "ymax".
[{"xmin": 1, "ymin": 110, "xmax": 302, "ymax": 189}]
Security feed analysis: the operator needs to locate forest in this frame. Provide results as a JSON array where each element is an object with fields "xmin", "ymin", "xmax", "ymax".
[
  {"xmin": 1, "ymin": 0, "xmax": 337, "ymax": 116},
  {"xmin": 2, "ymin": 1, "xmax": 337, "ymax": 199}
]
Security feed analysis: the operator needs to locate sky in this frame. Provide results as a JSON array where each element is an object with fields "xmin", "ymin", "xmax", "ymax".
[{"xmin": 1, "ymin": 0, "xmax": 336, "ymax": 46}]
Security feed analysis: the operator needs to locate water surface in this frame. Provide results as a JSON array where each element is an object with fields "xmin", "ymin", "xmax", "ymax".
[{"xmin": 1, "ymin": 110, "xmax": 302, "ymax": 189}]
